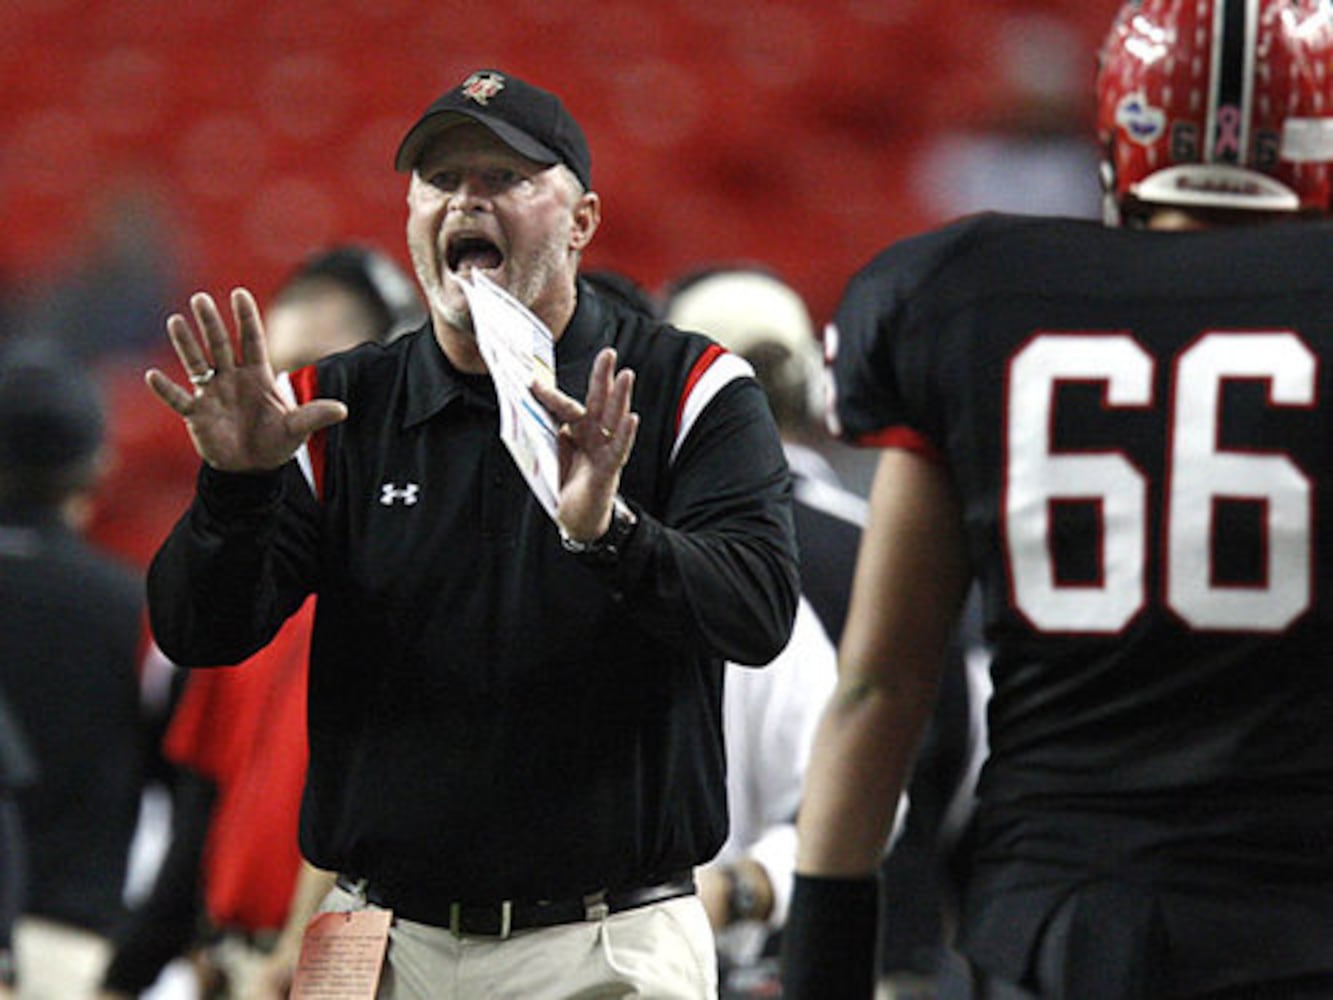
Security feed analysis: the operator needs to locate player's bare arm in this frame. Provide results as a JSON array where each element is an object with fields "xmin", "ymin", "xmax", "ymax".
[{"xmin": 796, "ymin": 448, "xmax": 971, "ymax": 876}]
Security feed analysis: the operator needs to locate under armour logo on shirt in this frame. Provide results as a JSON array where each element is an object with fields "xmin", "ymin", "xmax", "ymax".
[{"xmin": 380, "ymin": 483, "xmax": 421, "ymax": 506}]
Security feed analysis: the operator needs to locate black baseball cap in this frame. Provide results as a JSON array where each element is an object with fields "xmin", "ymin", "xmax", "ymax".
[
  {"xmin": 0, "ymin": 347, "xmax": 105, "ymax": 473},
  {"xmin": 394, "ymin": 69, "xmax": 592, "ymax": 190}
]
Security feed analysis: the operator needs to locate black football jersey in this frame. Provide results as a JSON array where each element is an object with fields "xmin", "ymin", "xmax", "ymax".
[
  {"xmin": 831, "ymin": 211, "xmax": 1333, "ymax": 840},
  {"xmin": 832, "ymin": 213, "xmax": 1333, "ymax": 987}
]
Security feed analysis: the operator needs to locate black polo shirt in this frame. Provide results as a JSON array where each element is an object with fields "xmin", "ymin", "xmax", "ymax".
[{"xmin": 148, "ymin": 281, "xmax": 799, "ymax": 904}]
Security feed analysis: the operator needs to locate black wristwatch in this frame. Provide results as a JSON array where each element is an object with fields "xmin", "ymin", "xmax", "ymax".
[{"xmin": 560, "ymin": 495, "xmax": 638, "ymax": 563}]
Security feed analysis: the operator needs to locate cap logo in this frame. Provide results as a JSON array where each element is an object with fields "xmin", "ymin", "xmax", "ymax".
[{"xmin": 460, "ymin": 71, "xmax": 505, "ymax": 106}]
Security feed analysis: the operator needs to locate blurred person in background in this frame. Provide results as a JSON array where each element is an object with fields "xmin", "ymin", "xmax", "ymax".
[
  {"xmin": 0, "ymin": 344, "xmax": 147, "ymax": 1000},
  {"xmin": 11, "ymin": 183, "xmax": 179, "ymax": 366},
  {"xmin": 786, "ymin": 2, "xmax": 1333, "ymax": 997},
  {"xmin": 98, "ymin": 245, "xmax": 423, "ymax": 1000}
]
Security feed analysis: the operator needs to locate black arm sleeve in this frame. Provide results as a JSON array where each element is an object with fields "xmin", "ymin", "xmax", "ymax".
[
  {"xmin": 100, "ymin": 768, "xmax": 217, "ymax": 995},
  {"xmin": 614, "ymin": 379, "xmax": 800, "ymax": 666},
  {"xmin": 782, "ymin": 874, "xmax": 881, "ymax": 1000}
]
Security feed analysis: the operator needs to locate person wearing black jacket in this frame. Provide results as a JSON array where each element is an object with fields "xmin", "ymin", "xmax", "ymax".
[
  {"xmin": 143, "ymin": 69, "xmax": 798, "ymax": 999},
  {"xmin": 0, "ymin": 347, "xmax": 146, "ymax": 998}
]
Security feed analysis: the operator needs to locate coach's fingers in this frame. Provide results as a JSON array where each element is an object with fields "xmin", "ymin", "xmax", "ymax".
[
  {"xmin": 144, "ymin": 367, "xmax": 197, "ymax": 416},
  {"xmin": 231, "ymin": 288, "xmax": 272, "ymax": 371},
  {"xmin": 190, "ymin": 291, "xmax": 237, "ymax": 371}
]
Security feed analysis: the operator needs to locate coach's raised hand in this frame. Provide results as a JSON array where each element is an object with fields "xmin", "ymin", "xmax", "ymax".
[{"xmin": 145, "ymin": 288, "xmax": 349, "ymax": 472}]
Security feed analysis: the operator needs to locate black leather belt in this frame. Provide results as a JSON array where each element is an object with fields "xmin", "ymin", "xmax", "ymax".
[{"xmin": 334, "ymin": 871, "xmax": 696, "ymax": 939}]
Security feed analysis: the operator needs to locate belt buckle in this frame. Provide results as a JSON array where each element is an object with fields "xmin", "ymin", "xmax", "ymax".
[
  {"xmin": 583, "ymin": 890, "xmax": 610, "ymax": 922},
  {"xmin": 450, "ymin": 900, "xmax": 513, "ymax": 940}
]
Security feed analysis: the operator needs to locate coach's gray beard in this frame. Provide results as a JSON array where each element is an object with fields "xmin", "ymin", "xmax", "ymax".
[{"xmin": 428, "ymin": 281, "xmax": 475, "ymax": 338}]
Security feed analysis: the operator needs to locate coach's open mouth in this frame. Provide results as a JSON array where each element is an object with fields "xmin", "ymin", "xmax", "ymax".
[{"xmin": 447, "ymin": 234, "xmax": 504, "ymax": 276}]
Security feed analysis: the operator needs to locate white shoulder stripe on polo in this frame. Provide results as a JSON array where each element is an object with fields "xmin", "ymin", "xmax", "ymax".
[
  {"xmin": 670, "ymin": 352, "xmax": 755, "ymax": 465},
  {"xmin": 275, "ymin": 371, "xmax": 318, "ymax": 498}
]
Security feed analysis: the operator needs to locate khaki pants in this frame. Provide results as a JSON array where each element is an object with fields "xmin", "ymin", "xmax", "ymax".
[
  {"xmin": 321, "ymin": 882, "xmax": 718, "ymax": 999},
  {"xmin": 13, "ymin": 917, "xmax": 110, "ymax": 1000}
]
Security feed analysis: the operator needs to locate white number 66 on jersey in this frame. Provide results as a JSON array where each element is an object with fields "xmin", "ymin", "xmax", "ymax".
[{"xmin": 1005, "ymin": 331, "xmax": 1315, "ymax": 634}]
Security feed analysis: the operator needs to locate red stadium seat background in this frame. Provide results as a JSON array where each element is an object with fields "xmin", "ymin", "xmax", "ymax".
[
  {"xmin": 2, "ymin": 0, "xmax": 1121, "ymax": 323},
  {"xmin": 2, "ymin": 0, "xmax": 1122, "ymax": 559}
]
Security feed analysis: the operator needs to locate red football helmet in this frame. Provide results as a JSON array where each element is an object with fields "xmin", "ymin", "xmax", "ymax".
[{"xmin": 1097, "ymin": 0, "xmax": 1333, "ymax": 223}]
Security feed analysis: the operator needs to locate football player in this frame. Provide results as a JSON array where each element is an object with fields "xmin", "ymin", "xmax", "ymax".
[{"xmin": 784, "ymin": 2, "xmax": 1333, "ymax": 997}]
